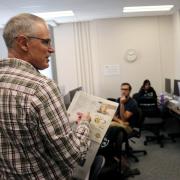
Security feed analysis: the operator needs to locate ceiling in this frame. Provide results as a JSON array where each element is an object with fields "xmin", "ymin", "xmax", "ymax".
[{"xmin": 0, "ymin": 0, "xmax": 180, "ymax": 27}]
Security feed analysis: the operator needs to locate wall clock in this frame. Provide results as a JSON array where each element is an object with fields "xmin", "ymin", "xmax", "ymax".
[{"xmin": 125, "ymin": 49, "xmax": 137, "ymax": 62}]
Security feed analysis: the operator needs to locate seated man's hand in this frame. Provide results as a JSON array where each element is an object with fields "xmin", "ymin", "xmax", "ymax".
[
  {"xmin": 112, "ymin": 117, "xmax": 129, "ymax": 126},
  {"xmin": 120, "ymin": 96, "xmax": 127, "ymax": 104}
]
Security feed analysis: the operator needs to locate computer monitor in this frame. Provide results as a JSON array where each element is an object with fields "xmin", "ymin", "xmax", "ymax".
[
  {"xmin": 165, "ymin": 78, "xmax": 171, "ymax": 94},
  {"xmin": 178, "ymin": 82, "xmax": 180, "ymax": 97},
  {"xmin": 69, "ymin": 86, "xmax": 83, "ymax": 102},
  {"xmin": 63, "ymin": 86, "xmax": 83, "ymax": 109},
  {"xmin": 63, "ymin": 93, "xmax": 71, "ymax": 109},
  {"xmin": 173, "ymin": 79, "xmax": 180, "ymax": 96}
]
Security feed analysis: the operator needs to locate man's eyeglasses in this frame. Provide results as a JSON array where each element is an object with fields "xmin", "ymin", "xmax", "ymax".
[
  {"xmin": 27, "ymin": 36, "xmax": 51, "ymax": 47},
  {"xmin": 121, "ymin": 88, "xmax": 129, "ymax": 91}
]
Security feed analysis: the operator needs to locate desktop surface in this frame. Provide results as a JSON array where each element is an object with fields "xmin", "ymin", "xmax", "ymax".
[
  {"xmin": 169, "ymin": 99, "xmax": 179, "ymax": 105},
  {"xmin": 164, "ymin": 95, "xmax": 173, "ymax": 100}
]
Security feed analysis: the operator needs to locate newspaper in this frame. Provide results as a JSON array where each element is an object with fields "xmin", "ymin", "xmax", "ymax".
[
  {"xmin": 68, "ymin": 91, "xmax": 119, "ymax": 180},
  {"xmin": 67, "ymin": 91, "xmax": 119, "ymax": 143}
]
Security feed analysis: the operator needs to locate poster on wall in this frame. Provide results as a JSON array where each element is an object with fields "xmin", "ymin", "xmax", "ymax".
[{"xmin": 103, "ymin": 64, "xmax": 120, "ymax": 76}]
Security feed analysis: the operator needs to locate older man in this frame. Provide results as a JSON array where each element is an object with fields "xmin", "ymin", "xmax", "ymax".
[{"xmin": 0, "ymin": 13, "xmax": 90, "ymax": 180}]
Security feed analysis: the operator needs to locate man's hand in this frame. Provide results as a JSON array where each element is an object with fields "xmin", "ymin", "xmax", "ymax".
[
  {"xmin": 76, "ymin": 112, "xmax": 91, "ymax": 124},
  {"xmin": 120, "ymin": 96, "xmax": 127, "ymax": 104},
  {"xmin": 112, "ymin": 116, "xmax": 122, "ymax": 124},
  {"xmin": 112, "ymin": 117, "xmax": 129, "ymax": 126}
]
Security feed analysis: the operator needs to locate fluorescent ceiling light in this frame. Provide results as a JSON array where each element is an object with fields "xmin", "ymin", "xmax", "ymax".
[
  {"xmin": 123, "ymin": 5, "xmax": 174, "ymax": 13},
  {"xmin": 34, "ymin": 11, "xmax": 74, "ymax": 20}
]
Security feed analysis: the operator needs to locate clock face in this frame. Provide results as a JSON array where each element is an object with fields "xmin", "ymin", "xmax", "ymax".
[{"xmin": 125, "ymin": 49, "xmax": 137, "ymax": 62}]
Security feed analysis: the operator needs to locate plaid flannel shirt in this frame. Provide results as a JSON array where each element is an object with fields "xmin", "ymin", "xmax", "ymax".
[{"xmin": 0, "ymin": 58, "xmax": 90, "ymax": 180}]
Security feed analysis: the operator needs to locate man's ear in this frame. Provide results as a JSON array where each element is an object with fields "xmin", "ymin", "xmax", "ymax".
[{"xmin": 15, "ymin": 35, "xmax": 29, "ymax": 51}]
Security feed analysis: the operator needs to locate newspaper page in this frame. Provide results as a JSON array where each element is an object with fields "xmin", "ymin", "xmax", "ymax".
[
  {"xmin": 68, "ymin": 91, "xmax": 119, "ymax": 144},
  {"xmin": 68, "ymin": 91, "xmax": 119, "ymax": 180}
]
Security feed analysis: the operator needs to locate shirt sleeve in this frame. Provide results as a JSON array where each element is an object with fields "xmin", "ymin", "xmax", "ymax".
[
  {"xmin": 125, "ymin": 99, "xmax": 138, "ymax": 114},
  {"xmin": 30, "ymin": 80, "xmax": 90, "ymax": 168}
]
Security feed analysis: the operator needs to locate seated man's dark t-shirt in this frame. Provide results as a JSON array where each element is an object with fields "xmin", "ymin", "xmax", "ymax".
[{"xmin": 115, "ymin": 97, "xmax": 138, "ymax": 127}]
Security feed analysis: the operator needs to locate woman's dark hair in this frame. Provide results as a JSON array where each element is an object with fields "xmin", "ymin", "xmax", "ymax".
[{"xmin": 141, "ymin": 79, "xmax": 151, "ymax": 89}]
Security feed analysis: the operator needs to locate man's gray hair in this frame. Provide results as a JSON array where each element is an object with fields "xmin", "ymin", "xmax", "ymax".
[{"xmin": 3, "ymin": 13, "xmax": 46, "ymax": 48}]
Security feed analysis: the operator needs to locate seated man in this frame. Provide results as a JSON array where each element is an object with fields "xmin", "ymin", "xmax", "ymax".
[
  {"xmin": 111, "ymin": 82, "xmax": 138, "ymax": 134},
  {"xmin": 97, "ymin": 83, "xmax": 140, "ymax": 178}
]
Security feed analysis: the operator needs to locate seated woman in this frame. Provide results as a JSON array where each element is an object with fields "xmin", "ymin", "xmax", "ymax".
[
  {"xmin": 138, "ymin": 79, "xmax": 157, "ymax": 99},
  {"xmin": 137, "ymin": 79, "xmax": 158, "ymax": 116}
]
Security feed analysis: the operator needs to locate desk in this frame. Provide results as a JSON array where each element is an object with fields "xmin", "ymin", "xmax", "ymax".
[
  {"xmin": 166, "ymin": 100, "xmax": 180, "ymax": 117},
  {"xmin": 165, "ymin": 99, "xmax": 180, "ymax": 140}
]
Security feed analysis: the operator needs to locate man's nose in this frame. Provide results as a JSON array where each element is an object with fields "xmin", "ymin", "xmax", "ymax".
[{"xmin": 49, "ymin": 47, "xmax": 55, "ymax": 53}]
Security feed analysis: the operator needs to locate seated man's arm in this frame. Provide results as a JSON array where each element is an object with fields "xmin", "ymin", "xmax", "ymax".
[
  {"xmin": 112, "ymin": 116, "xmax": 129, "ymax": 126},
  {"xmin": 119, "ymin": 98, "xmax": 133, "ymax": 122}
]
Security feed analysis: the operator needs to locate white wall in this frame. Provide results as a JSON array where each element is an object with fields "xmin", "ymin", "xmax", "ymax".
[
  {"xmin": 0, "ymin": 15, "xmax": 176, "ymax": 98},
  {"xmin": 158, "ymin": 16, "xmax": 174, "ymax": 92},
  {"xmin": 173, "ymin": 10, "xmax": 180, "ymax": 79},
  {"xmin": 91, "ymin": 16, "xmax": 174, "ymax": 98},
  {"xmin": 0, "ymin": 15, "xmax": 177, "ymax": 98},
  {"xmin": 53, "ymin": 16, "xmax": 174, "ymax": 98},
  {"xmin": 54, "ymin": 23, "xmax": 78, "ymax": 94},
  {"xmin": 0, "ymin": 28, "xmax": 7, "ymax": 58}
]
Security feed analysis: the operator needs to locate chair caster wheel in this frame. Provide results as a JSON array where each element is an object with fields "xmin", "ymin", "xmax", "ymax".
[{"xmin": 144, "ymin": 151, "xmax": 147, "ymax": 155}]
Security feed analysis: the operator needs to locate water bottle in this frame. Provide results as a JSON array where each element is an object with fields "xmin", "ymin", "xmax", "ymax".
[{"xmin": 160, "ymin": 93, "xmax": 164, "ymax": 105}]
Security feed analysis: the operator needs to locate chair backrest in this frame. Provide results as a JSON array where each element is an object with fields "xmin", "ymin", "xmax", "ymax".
[
  {"xmin": 132, "ymin": 93, "xmax": 140, "ymax": 103},
  {"xmin": 137, "ymin": 97, "xmax": 159, "ymax": 117},
  {"xmin": 130, "ymin": 107, "xmax": 144, "ymax": 137},
  {"xmin": 134, "ymin": 107, "xmax": 143, "ymax": 128},
  {"xmin": 107, "ymin": 98, "xmax": 117, "ymax": 102}
]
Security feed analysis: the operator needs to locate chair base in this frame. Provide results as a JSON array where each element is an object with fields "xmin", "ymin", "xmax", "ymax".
[
  {"xmin": 144, "ymin": 134, "xmax": 165, "ymax": 148},
  {"xmin": 125, "ymin": 145, "xmax": 147, "ymax": 162},
  {"xmin": 123, "ymin": 168, "xmax": 141, "ymax": 178},
  {"xmin": 98, "ymin": 157, "xmax": 141, "ymax": 180},
  {"xmin": 168, "ymin": 133, "xmax": 180, "ymax": 142}
]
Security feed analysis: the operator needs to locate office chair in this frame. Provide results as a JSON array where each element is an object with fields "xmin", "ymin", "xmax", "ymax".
[
  {"xmin": 137, "ymin": 96, "xmax": 165, "ymax": 148},
  {"xmin": 125, "ymin": 107, "xmax": 147, "ymax": 162}
]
